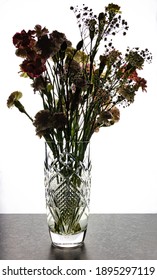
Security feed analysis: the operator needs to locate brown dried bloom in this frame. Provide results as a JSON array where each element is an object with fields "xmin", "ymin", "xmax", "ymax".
[
  {"xmin": 34, "ymin": 25, "xmax": 49, "ymax": 37},
  {"xmin": 33, "ymin": 110, "xmax": 54, "ymax": 137},
  {"xmin": 97, "ymin": 110, "xmax": 112, "ymax": 127},
  {"xmin": 72, "ymin": 74, "xmax": 86, "ymax": 88},
  {"xmin": 33, "ymin": 110, "xmax": 67, "ymax": 137},
  {"xmin": 49, "ymin": 30, "xmax": 72, "ymax": 56},
  {"xmin": 96, "ymin": 106, "xmax": 120, "ymax": 127},
  {"xmin": 119, "ymin": 86, "xmax": 135, "ymax": 103},
  {"xmin": 52, "ymin": 112, "xmax": 67, "ymax": 129},
  {"xmin": 31, "ymin": 76, "xmax": 47, "ymax": 91},
  {"xmin": 110, "ymin": 106, "xmax": 120, "ymax": 122},
  {"xmin": 65, "ymin": 60, "xmax": 81, "ymax": 76},
  {"xmin": 107, "ymin": 50, "xmax": 121, "ymax": 64},
  {"xmin": 126, "ymin": 51, "xmax": 144, "ymax": 69},
  {"xmin": 106, "ymin": 3, "xmax": 121, "ymax": 14},
  {"xmin": 95, "ymin": 89, "xmax": 111, "ymax": 105}
]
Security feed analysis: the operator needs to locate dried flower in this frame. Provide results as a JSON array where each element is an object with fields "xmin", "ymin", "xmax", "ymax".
[
  {"xmin": 106, "ymin": 3, "xmax": 121, "ymax": 14},
  {"xmin": 110, "ymin": 106, "xmax": 120, "ymax": 122},
  {"xmin": 31, "ymin": 76, "xmax": 47, "ymax": 91},
  {"xmin": 33, "ymin": 110, "xmax": 67, "ymax": 137},
  {"xmin": 7, "ymin": 91, "xmax": 33, "ymax": 120},
  {"xmin": 49, "ymin": 30, "xmax": 71, "ymax": 56},
  {"xmin": 34, "ymin": 25, "xmax": 49, "ymax": 37},
  {"xmin": 126, "ymin": 51, "xmax": 144, "ymax": 69},
  {"xmin": 13, "ymin": 29, "xmax": 36, "ymax": 49},
  {"xmin": 52, "ymin": 112, "xmax": 67, "ymax": 129},
  {"xmin": 7, "ymin": 91, "xmax": 22, "ymax": 108},
  {"xmin": 136, "ymin": 77, "xmax": 147, "ymax": 92},
  {"xmin": 33, "ymin": 110, "xmax": 54, "ymax": 137},
  {"xmin": 20, "ymin": 56, "xmax": 46, "ymax": 78},
  {"xmin": 36, "ymin": 35, "xmax": 55, "ymax": 58},
  {"xmin": 96, "ymin": 106, "xmax": 120, "ymax": 127},
  {"xmin": 65, "ymin": 60, "xmax": 81, "ymax": 76},
  {"xmin": 119, "ymin": 86, "xmax": 136, "ymax": 103}
]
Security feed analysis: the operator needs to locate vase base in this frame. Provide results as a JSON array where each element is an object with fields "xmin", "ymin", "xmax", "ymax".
[{"xmin": 49, "ymin": 229, "xmax": 86, "ymax": 248}]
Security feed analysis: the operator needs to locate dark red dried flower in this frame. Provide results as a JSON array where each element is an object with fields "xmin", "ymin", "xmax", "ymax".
[
  {"xmin": 36, "ymin": 35, "xmax": 54, "ymax": 58},
  {"xmin": 13, "ymin": 29, "xmax": 35, "ymax": 49},
  {"xmin": 20, "ymin": 56, "xmax": 46, "ymax": 78}
]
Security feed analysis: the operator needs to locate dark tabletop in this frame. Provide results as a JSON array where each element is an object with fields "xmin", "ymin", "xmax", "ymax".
[{"xmin": 0, "ymin": 214, "xmax": 157, "ymax": 260}]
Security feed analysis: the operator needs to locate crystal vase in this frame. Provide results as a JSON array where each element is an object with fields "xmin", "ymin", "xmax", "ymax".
[{"xmin": 44, "ymin": 141, "xmax": 91, "ymax": 248}]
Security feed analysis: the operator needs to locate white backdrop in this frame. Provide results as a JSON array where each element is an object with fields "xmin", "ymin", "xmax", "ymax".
[{"xmin": 0, "ymin": 0, "xmax": 157, "ymax": 213}]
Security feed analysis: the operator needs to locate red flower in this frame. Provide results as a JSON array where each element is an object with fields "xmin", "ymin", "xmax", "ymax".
[
  {"xmin": 128, "ymin": 70, "xmax": 138, "ymax": 81},
  {"xmin": 128, "ymin": 70, "xmax": 147, "ymax": 91},
  {"xmin": 137, "ymin": 77, "xmax": 147, "ymax": 92},
  {"xmin": 13, "ymin": 29, "xmax": 36, "ymax": 49},
  {"xmin": 20, "ymin": 56, "xmax": 46, "ymax": 78}
]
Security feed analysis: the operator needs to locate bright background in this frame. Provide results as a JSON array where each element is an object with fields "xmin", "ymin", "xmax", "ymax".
[{"xmin": 0, "ymin": 0, "xmax": 157, "ymax": 213}]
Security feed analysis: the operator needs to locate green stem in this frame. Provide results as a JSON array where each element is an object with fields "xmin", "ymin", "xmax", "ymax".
[{"xmin": 14, "ymin": 101, "xmax": 33, "ymax": 122}]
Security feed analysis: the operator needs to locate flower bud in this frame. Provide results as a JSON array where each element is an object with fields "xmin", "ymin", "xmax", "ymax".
[{"xmin": 76, "ymin": 40, "xmax": 83, "ymax": 51}]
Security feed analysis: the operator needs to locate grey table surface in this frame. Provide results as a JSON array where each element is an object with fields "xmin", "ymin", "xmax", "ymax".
[{"xmin": 0, "ymin": 214, "xmax": 157, "ymax": 260}]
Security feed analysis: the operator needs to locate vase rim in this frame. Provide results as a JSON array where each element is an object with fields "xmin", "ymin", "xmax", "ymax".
[{"xmin": 45, "ymin": 140, "xmax": 90, "ymax": 144}]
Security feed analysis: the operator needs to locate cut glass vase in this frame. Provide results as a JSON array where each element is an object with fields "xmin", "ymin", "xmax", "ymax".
[{"xmin": 44, "ymin": 141, "xmax": 91, "ymax": 248}]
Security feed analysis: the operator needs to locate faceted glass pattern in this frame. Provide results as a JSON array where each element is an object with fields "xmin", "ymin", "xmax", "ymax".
[{"xmin": 44, "ymin": 142, "xmax": 91, "ymax": 247}]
